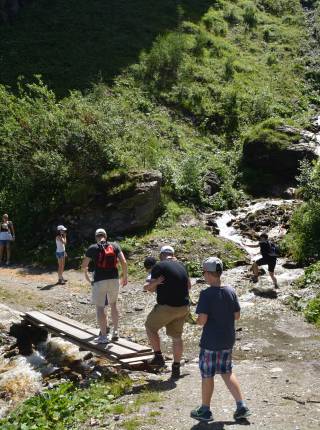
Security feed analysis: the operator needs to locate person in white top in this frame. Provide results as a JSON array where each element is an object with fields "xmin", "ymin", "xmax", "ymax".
[{"xmin": 56, "ymin": 225, "xmax": 67, "ymax": 284}]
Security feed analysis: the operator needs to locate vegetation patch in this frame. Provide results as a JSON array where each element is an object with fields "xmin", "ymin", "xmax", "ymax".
[{"xmin": 0, "ymin": 377, "xmax": 132, "ymax": 430}]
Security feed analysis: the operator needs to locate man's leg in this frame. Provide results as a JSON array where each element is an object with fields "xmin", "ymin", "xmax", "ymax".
[
  {"xmin": 202, "ymin": 377, "xmax": 214, "ymax": 407},
  {"xmin": 110, "ymin": 302, "xmax": 119, "ymax": 331},
  {"xmin": 96, "ymin": 306, "xmax": 107, "ymax": 336},
  {"xmin": 146, "ymin": 326, "xmax": 161, "ymax": 352},
  {"xmin": 221, "ymin": 372, "xmax": 243, "ymax": 402},
  {"xmin": 172, "ymin": 336, "xmax": 183, "ymax": 362},
  {"xmin": 251, "ymin": 262, "xmax": 259, "ymax": 278},
  {"xmin": 269, "ymin": 271, "xmax": 278, "ymax": 287}
]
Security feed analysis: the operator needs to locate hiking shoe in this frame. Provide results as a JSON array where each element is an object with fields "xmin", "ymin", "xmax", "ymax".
[
  {"xmin": 148, "ymin": 354, "xmax": 165, "ymax": 367},
  {"xmin": 251, "ymin": 275, "xmax": 258, "ymax": 283},
  {"xmin": 171, "ymin": 363, "xmax": 181, "ymax": 380},
  {"xmin": 94, "ymin": 335, "xmax": 109, "ymax": 344},
  {"xmin": 57, "ymin": 279, "xmax": 66, "ymax": 285},
  {"xmin": 233, "ymin": 406, "xmax": 251, "ymax": 420},
  {"xmin": 112, "ymin": 330, "xmax": 119, "ymax": 341},
  {"xmin": 190, "ymin": 406, "xmax": 213, "ymax": 422}
]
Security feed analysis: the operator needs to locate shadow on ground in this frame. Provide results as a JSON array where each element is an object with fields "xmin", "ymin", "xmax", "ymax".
[
  {"xmin": 0, "ymin": 0, "xmax": 212, "ymax": 95},
  {"xmin": 190, "ymin": 419, "xmax": 250, "ymax": 429}
]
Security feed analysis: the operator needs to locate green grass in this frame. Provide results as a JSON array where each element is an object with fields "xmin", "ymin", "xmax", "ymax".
[{"xmin": 0, "ymin": 0, "xmax": 213, "ymax": 96}]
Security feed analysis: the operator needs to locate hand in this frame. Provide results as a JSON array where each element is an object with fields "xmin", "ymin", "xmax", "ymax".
[
  {"xmin": 121, "ymin": 276, "xmax": 128, "ymax": 287},
  {"xmin": 156, "ymin": 275, "xmax": 165, "ymax": 285}
]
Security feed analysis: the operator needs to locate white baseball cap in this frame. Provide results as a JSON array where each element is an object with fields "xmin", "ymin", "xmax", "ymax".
[
  {"xmin": 160, "ymin": 245, "xmax": 175, "ymax": 254},
  {"xmin": 203, "ymin": 257, "xmax": 223, "ymax": 273},
  {"xmin": 95, "ymin": 228, "xmax": 107, "ymax": 237},
  {"xmin": 57, "ymin": 225, "xmax": 67, "ymax": 231}
]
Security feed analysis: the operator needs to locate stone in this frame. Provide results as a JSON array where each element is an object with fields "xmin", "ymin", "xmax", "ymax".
[
  {"xmin": 251, "ymin": 286, "xmax": 278, "ymax": 299},
  {"xmin": 75, "ymin": 171, "xmax": 162, "ymax": 237},
  {"xmin": 203, "ymin": 171, "xmax": 221, "ymax": 196}
]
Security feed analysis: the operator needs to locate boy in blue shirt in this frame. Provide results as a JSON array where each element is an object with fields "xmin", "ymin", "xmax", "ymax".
[{"xmin": 191, "ymin": 257, "xmax": 251, "ymax": 422}]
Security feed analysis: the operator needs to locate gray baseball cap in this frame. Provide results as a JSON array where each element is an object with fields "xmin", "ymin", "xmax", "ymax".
[
  {"xmin": 202, "ymin": 257, "xmax": 223, "ymax": 273},
  {"xmin": 160, "ymin": 245, "xmax": 175, "ymax": 254}
]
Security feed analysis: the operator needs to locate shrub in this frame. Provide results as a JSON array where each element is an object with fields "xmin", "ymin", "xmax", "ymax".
[
  {"xmin": 304, "ymin": 295, "xmax": 320, "ymax": 326},
  {"xmin": 243, "ymin": 3, "xmax": 258, "ymax": 29}
]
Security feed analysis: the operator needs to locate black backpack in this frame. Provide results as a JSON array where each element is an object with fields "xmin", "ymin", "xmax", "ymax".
[{"xmin": 268, "ymin": 241, "xmax": 280, "ymax": 257}]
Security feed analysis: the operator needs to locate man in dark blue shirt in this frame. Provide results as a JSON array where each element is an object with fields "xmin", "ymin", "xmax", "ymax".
[{"xmin": 190, "ymin": 257, "xmax": 250, "ymax": 423}]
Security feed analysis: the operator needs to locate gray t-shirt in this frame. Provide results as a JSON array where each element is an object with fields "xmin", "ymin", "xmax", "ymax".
[{"xmin": 196, "ymin": 285, "xmax": 240, "ymax": 351}]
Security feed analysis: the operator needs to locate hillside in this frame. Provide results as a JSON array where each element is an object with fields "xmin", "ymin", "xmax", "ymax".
[{"xmin": 0, "ymin": 0, "xmax": 320, "ymax": 261}]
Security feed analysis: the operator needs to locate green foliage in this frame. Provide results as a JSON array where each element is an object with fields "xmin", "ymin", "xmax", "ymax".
[
  {"xmin": 258, "ymin": 0, "xmax": 301, "ymax": 17},
  {"xmin": 285, "ymin": 160, "xmax": 320, "ymax": 262},
  {"xmin": 304, "ymin": 295, "xmax": 320, "ymax": 326},
  {"xmin": 284, "ymin": 201, "xmax": 320, "ymax": 263},
  {"xmin": 0, "ymin": 377, "xmax": 132, "ymax": 429}
]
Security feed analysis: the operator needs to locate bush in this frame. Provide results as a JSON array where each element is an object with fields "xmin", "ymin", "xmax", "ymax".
[{"xmin": 304, "ymin": 295, "xmax": 320, "ymax": 326}]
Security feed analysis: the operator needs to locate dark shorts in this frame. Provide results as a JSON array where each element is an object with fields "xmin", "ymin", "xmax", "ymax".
[
  {"xmin": 256, "ymin": 256, "xmax": 276, "ymax": 273},
  {"xmin": 199, "ymin": 348, "xmax": 233, "ymax": 378}
]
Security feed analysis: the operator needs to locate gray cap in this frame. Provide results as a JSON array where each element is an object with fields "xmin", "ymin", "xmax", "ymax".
[
  {"xmin": 95, "ymin": 228, "xmax": 107, "ymax": 237},
  {"xmin": 160, "ymin": 245, "xmax": 175, "ymax": 254},
  {"xmin": 203, "ymin": 257, "xmax": 223, "ymax": 273}
]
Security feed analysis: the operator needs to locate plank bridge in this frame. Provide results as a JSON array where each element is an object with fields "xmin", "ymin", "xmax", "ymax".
[{"xmin": 24, "ymin": 311, "xmax": 153, "ymax": 368}]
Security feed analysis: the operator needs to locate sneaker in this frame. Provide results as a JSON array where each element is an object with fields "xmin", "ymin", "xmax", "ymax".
[
  {"xmin": 233, "ymin": 406, "xmax": 251, "ymax": 420},
  {"xmin": 94, "ymin": 335, "xmax": 109, "ymax": 344},
  {"xmin": 251, "ymin": 275, "xmax": 258, "ymax": 283},
  {"xmin": 112, "ymin": 330, "xmax": 119, "ymax": 341},
  {"xmin": 171, "ymin": 363, "xmax": 181, "ymax": 380},
  {"xmin": 148, "ymin": 354, "xmax": 165, "ymax": 367},
  {"xmin": 190, "ymin": 406, "xmax": 213, "ymax": 422},
  {"xmin": 57, "ymin": 279, "xmax": 66, "ymax": 285}
]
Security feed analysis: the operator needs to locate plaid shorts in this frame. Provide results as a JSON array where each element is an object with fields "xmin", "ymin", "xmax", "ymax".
[{"xmin": 199, "ymin": 348, "xmax": 233, "ymax": 378}]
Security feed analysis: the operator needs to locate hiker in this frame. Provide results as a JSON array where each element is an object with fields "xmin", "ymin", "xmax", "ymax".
[
  {"xmin": 243, "ymin": 232, "xmax": 278, "ymax": 288},
  {"xmin": 82, "ymin": 228, "xmax": 128, "ymax": 344},
  {"xmin": 0, "ymin": 213, "xmax": 15, "ymax": 266},
  {"xmin": 191, "ymin": 257, "xmax": 250, "ymax": 423},
  {"xmin": 56, "ymin": 225, "xmax": 67, "ymax": 284},
  {"xmin": 144, "ymin": 245, "xmax": 191, "ymax": 379},
  {"xmin": 143, "ymin": 256, "xmax": 157, "ymax": 291}
]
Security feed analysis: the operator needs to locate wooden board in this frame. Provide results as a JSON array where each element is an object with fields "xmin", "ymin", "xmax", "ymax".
[
  {"xmin": 24, "ymin": 311, "xmax": 151, "ymax": 361},
  {"xmin": 43, "ymin": 310, "xmax": 151, "ymax": 353}
]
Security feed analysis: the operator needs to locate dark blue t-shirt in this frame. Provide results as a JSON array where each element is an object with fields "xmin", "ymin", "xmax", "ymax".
[{"xmin": 196, "ymin": 285, "xmax": 240, "ymax": 351}]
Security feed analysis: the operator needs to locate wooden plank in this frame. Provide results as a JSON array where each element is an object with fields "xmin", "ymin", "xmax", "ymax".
[
  {"xmin": 24, "ymin": 312, "xmax": 149, "ymax": 359},
  {"xmin": 42, "ymin": 310, "xmax": 151, "ymax": 353},
  {"xmin": 119, "ymin": 354, "xmax": 154, "ymax": 364}
]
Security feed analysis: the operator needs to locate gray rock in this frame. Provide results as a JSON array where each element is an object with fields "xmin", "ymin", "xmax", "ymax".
[
  {"xmin": 76, "ymin": 171, "xmax": 162, "ymax": 237},
  {"xmin": 251, "ymin": 286, "xmax": 278, "ymax": 299}
]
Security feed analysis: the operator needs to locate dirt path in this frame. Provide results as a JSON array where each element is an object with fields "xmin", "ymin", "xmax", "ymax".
[{"xmin": 0, "ymin": 263, "xmax": 320, "ymax": 429}]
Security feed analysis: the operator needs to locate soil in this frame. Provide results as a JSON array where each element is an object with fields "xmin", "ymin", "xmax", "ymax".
[{"xmin": 0, "ymin": 258, "xmax": 320, "ymax": 429}]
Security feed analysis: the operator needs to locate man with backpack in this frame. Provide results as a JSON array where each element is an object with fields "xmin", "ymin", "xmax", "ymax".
[
  {"xmin": 243, "ymin": 232, "xmax": 279, "ymax": 288},
  {"xmin": 82, "ymin": 228, "xmax": 127, "ymax": 344}
]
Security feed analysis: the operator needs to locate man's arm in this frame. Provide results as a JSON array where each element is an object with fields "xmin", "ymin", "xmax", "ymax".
[
  {"xmin": 242, "ymin": 241, "xmax": 259, "ymax": 248},
  {"xmin": 118, "ymin": 252, "xmax": 128, "ymax": 286},
  {"xmin": 82, "ymin": 256, "xmax": 92, "ymax": 284},
  {"xmin": 144, "ymin": 275, "xmax": 165, "ymax": 293},
  {"xmin": 234, "ymin": 311, "xmax": 240, "ymax": 320},
  {"xmin": 196, "ymin": 313, "xmax": 208, "ymax": 326},
  {"xmin": 187, "ymin": 278, "xmax": 192, "ymax": 290}
]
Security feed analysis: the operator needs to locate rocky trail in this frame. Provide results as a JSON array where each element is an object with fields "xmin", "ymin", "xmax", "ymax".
[{"xmin": 0, "ymin": 200, "xmax": 320, "ymax": 429}]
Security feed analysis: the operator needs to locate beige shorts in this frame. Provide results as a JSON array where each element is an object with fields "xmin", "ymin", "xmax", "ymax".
[
  {"xmin": 145, "ymin": 304, "xmax": 189, "ymax": 338},
  {"xmin": 91, "ymin": 279, "xmax": 119, "ymax": 306}
]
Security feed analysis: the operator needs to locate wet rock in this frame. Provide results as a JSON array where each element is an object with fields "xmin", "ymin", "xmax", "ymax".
[
  {"xmin": 203, "ymin": 171, "xmax": 221, "ymax": 196},
  {"xmin": 251, "ymin": 286, "xmax": 278, "ymax": 299}
]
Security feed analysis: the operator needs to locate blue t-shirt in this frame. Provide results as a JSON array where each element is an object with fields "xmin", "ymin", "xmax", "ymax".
[{"xmin": 196, "ymin": 285, "xmax": 240, "ymax": 351}]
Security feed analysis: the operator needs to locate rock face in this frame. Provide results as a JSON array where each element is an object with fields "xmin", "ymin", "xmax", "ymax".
[
  {"xmin": 77, "ymin": 171, "xmax": 162, "ymax": 238},
  {"xmin": 242, "ymin": 123, "xmax": 319, "ymax": 195},
  {"xmin": 203, "ymin": 171, "xmax": 221, "ymax": 196},
  {"xmin": 243, "ymin": 125, "xmax": 318, "ymax": 180}
]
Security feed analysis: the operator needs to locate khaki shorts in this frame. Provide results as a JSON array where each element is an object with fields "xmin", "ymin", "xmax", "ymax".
[
  {"xmin": 145, "ymin": 304, "xmax": 189, "ymax": 338},
  {"xmin": 92, "ymin": 279, "xmax": 119, "ymax": 306}
]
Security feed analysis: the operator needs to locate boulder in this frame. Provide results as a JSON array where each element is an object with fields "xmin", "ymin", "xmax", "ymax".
[
  {"xmin": 77, "ymin": 171, "xmax": 162, "ymax": 238},
  {"xmin": 203, "ymin": 171, "xmax": 221, "ymax": 196},
  {"xmin": 251, "ymin": 286, "xmax": 278, "ymax": 299},
  {"xmin": 242, "ymin": 121, "xmax": 319, "ymax": 194}
]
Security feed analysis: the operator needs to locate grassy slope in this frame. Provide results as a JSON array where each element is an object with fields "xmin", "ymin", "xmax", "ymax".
[{"xmin": 0, "ymin": 0, "xmax": 212, "ymax": 96}]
